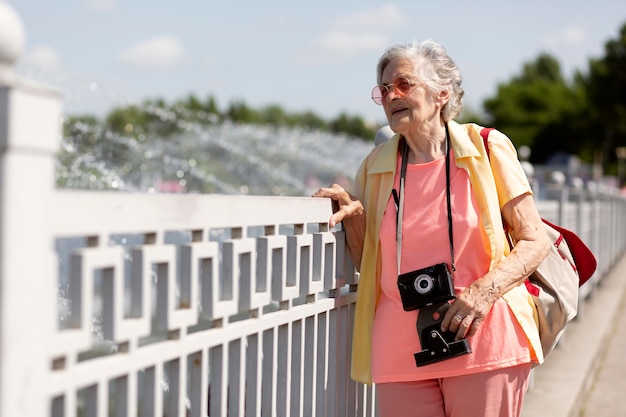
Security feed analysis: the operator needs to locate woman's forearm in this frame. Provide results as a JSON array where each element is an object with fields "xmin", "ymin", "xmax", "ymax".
[
  {"xmin": 471, "ymin": 193, "xmax": 551, "ymax": 300},
  {"xmin": 474, "ymin": 236, "xmax": 550, "ymax": 300},
  {"xmin": 342, "ymin": 211, "xmax": 366, "ymax": 270}
]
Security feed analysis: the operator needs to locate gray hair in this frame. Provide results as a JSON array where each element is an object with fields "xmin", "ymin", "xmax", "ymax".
[{"xmin": 376, "ymin": 39, "xmax": 464, "ymax": 121}]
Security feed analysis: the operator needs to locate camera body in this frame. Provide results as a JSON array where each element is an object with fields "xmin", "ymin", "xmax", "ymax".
[
  {"xmin": 397, "ymin": 263, "xmax": 455, "ymax": 311},
  {"xmin": 414, "ymin": 303, "xmax": 472, "ymax": 366}
]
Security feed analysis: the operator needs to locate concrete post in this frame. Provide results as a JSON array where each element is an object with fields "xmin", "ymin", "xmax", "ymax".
[{"xmin": 0, "ymin": 2, "xmax": 62, "ymax": 416}]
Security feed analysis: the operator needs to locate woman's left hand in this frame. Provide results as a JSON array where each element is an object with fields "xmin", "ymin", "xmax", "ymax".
[{"xmin": 440, "ymin": 281, "xmax": 499, "ymax": 341}]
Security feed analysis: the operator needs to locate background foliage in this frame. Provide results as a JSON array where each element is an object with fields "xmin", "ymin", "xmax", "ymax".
[{"xmin": 481, "ymin": 22, "xmax": 626, "ymax": 177}]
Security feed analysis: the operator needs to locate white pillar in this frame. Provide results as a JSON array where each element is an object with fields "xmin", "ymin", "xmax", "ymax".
[{"xmin": 0, "ymin": 2, "xmax": 62, "ymax": 416}]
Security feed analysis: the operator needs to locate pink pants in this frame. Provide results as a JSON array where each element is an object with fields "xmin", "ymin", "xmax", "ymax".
[{"xmin": 376, "ymin": 363, "xmax": 532, "ymax": 417}]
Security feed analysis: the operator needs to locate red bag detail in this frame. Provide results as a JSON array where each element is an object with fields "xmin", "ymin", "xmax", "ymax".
[
  {"xmin": 542, "ymin": 218, "xmax": 596, "ymax": 285},
  {"xmin": 525, "ymin": 279, "xmax": 540, "ymax": 297}
]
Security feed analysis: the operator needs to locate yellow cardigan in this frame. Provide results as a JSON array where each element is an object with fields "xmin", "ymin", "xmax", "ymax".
[{"xmin": 351, "ymin": 121, "xmax": 543, "ymax": 385}]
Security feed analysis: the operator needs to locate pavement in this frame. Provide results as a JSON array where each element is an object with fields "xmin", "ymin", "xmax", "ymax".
[{"xmin": 521, "ymin": 253, "xmax": 626, "ymax": 417}]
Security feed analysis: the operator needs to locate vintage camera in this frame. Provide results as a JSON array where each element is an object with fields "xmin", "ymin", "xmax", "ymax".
[
  {"xmin": 414, "ymin": 303, "xmax": 472, "ymax": 366},
  {"xmin": 397, "ymin": 263, "xmax": 455, "ymax": 311}
]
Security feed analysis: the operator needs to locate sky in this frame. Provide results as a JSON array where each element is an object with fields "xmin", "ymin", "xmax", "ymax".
[{"xmin": 7, "ymin": 0, "xmax": 626, "ymax": 125}]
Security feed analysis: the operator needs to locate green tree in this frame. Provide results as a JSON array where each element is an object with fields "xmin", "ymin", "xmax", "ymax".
[
  {"xmin": 63, "ymin": 115, "xmax": 101, "ymax": 150},
  {"xmin": 530, "ymin": 73, "xmax": 591, "ymax": 164},
  {"xmin": 294, "ymin": 110, "xmax": 326, "ymax": 131},
  {"xmin": 105, "ymin": 100, "xmax": 183, "ymax": 139},
  {"xmin": 105, "ymin": 105, "xmax": 147, "ymax": 137},
  {"xmin": 173, "ymin": 93, "xmax": 220, "ymax": 124},
  {"xmin": 182, "ymin": 93, "xmax": 204, "ymax": 111},
  {"xmin": 140, "ymin": 98, "xmax": 183, "ymax": 137},
  {"xmin": 226, "ymin": 101, "xmax": 261, "ymax": 124},
  {"xmin": 483, "ymin": 53, "xmax": 585, "ymax": 162},
  {"xmin": 583, "ymin": 22, "xmax": 626, "ymax": 173},
  {"xmin": 329, "ymin": 112, "xmax": 375, "ymax": 141},
  {"xmin": 204, "ymin": 95, "xmax": 221, "ymax": 122},
  {"xmin": 260, "ymin": 104, "xmax": 291, "ymax": 127}
]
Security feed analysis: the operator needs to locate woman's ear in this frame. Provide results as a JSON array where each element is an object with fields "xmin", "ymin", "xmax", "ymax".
[{"xmin": 437, "ymin": 88, "xmax": 450, "ymax": 105}]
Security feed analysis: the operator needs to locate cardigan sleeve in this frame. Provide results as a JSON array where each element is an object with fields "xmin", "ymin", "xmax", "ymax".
[
  {"xmin": 485, "ymin": 129, "xmax": 533, "ymax": 209},
  {"xmin": 354, "ymin": 158, "xmax": 367, "ymax": 202}
]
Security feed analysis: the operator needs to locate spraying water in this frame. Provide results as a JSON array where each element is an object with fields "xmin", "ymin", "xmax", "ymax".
[{"xmin": 57, "ymin": 110, "xmax": 374, "ymax": 197}]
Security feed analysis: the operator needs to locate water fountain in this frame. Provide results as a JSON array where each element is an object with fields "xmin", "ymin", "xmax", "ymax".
[{"xmin": 57, "ymin": 109, "xmax": 374, "ymax": 197}]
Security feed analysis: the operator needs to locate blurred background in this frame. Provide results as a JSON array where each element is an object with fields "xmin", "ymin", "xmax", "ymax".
[{"xmin": 11, "ymin": 0, "xmax": 626, "ymax": 196}]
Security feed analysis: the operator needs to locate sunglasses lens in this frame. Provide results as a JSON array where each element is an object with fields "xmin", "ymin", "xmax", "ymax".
[
  {"xmin": 394, "ymin": 78, "xmax": 412, "ymax": 95},
  {"xmin": 371, "ymin": 86, "xmax": 385, "ymax": 105}
]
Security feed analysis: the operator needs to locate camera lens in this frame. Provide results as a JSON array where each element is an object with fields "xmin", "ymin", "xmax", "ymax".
[{"xmin": 414, "ymin": 274, "xmax": 435, "ymax": 295}]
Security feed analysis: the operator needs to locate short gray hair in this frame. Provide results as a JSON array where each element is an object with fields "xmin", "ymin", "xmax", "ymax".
[{"xmin": 376, "ymin": 39, "xmax": 464, "ymax": 121}]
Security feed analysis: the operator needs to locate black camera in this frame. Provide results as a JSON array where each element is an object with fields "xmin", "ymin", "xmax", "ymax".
[
  {"xmin": 397, "ymin": 263, "xmax": 455, "ymax": 311},
  {"xmin": 414, "ymin": 303, "xmax": 472, "ymax": 366}
]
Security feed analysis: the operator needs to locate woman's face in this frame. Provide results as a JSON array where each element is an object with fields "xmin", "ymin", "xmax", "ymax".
[{"xmin": 380, "ymin": 58, "xmax": 448, "ymax": 136}]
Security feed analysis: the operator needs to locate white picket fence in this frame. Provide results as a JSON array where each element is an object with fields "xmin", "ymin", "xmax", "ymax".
[{"xmin": 2, "ymin": 3, "xmax": 626, "ymax": 417}]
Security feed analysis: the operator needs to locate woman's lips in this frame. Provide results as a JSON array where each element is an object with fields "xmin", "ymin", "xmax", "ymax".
[{"xmin": 391, "ymin": 107, "xmax": 408, "ymax": 116}]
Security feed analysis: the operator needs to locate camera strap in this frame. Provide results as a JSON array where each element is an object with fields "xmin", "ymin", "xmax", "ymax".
[{"xmin": 395, "ymin": 122, "xmax": 456, "ymax": 274}]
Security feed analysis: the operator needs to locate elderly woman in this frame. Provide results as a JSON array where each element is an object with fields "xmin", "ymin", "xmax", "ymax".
[{"xmin": 314, "ymin": 39, "xmax": 550, "ymax": 417}]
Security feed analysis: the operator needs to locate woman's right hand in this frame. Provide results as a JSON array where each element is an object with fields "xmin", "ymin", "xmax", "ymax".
[
  {"xmin": 313, "ymin": 184, "xmax": 366, "ymax": 268},
  {"xmin": 312, "ymin": 184, "xmax": 364, "ymax": 228}
]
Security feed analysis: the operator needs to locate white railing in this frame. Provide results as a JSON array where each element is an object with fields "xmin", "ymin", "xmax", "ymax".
[
  {"xmin": 535, "ymin": 180, "xmax": 626, "ymax": 301},
  {"xmin": 45, "ymin": 192, "xmax": 369, "ymax": 417},
  {"xmin": 2, "ymin": 3, "xmax": 626, "ymax": 417}
]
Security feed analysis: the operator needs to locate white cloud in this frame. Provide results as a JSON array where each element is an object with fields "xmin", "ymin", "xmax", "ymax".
[
  {"xmin": 313, "ymin": 32, "xmax": 389, "ymax": 56},
  {"xmin": 560, "ymin": 27, "xmax": 586, "ymax": 46},
  {"xmin": 298, "ymin": 5, "xmax": 404, "ymax": 61},
  {"xmin": 119, "ymin": 37, "xmax": 185, "ymax": 70},
  {"xmin": 23, "ymin": 46, "xmax": 61, "ymax": 72},
  {"xmin": 84, "ymin": 0, "xmax": 117, "ymax": 12},
  {"xmin": 335, "ymin": 4, "xmax": 409, "ymax": 30},
  {"xmin": 544, "ymin": 26, "xmax": 587, "ymax": 48}
]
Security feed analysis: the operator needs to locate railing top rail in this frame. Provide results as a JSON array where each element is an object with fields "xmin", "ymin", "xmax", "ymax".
[{"xmin": 49, "ymin": 191, "xmax": 334, "ymax": 237}]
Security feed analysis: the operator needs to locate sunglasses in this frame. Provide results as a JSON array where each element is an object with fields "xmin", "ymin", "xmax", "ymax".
[{"xmin": 371, "ymin": 77, "xmax": 416, "ymax": 105}]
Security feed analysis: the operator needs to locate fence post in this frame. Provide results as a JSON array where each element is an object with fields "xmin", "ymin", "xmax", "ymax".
[
  {"xmin": 568, "ymin": 177, "xmax": 588, "ymax": 313},
  {"xmin": 0, "ymin": 3, "xmax": 62, "ymax": 416},
  {"xmin": 545, "ymin": 170, "xmax": 568, "ymax": 226}
]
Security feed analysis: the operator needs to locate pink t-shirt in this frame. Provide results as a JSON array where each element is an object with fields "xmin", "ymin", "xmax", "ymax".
[{"xmin": 371, "ymin": 152, "xmax": 531, "ymax": 383}]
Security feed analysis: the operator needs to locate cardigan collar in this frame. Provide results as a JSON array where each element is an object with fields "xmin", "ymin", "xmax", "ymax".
[{"xmin": 366, "ymin": 120, "xmax": 482, "ymax": 175}]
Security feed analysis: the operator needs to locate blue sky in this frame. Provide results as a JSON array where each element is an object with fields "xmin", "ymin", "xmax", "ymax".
[{"xmin": 8, "ymin": 0, "xmax": 626, "ymax": 125}]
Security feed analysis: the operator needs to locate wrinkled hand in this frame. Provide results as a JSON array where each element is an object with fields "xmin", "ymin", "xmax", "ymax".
[
  {"xmin": 440, "ymin": 279, "xmax": 499, "ymax": 341},
  {"xmin": 312, "ymin": 184, "xmax": 364, "ymax": 228}
]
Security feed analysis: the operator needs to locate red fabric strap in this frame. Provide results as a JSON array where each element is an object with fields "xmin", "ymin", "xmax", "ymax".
[{"xmin": 480, "ymin": 127, "xmax": 495, "ymax": 157}]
